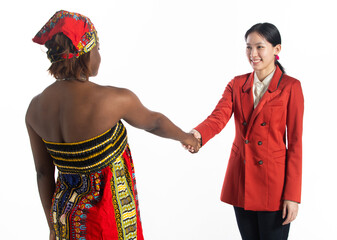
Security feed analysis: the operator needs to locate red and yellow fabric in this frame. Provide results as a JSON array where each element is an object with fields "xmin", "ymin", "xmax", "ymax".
[
  {"xmin": 43, "ymin": 121, "xmax": 144, "ymax": 240},
  {"xmin": 32, "ymin": 10, "xmax": 98, "ymax": 62}
]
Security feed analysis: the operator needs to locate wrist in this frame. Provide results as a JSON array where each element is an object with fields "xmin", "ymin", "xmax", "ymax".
[
  {"xmin": 190, "ymin": 129, "xmax": 201, "ymax": 138},
  {"xmin": 180, "ymin": 132, "xmax": 191, "ymax": 142},
  {"xmin": 283, "ymin": 200, "xmax": 299, "ymax": 204}
]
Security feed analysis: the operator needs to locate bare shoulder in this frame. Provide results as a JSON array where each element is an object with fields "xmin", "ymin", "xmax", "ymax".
[
  {"xmin": 25, "ymin": 82, "xmax": 58, "ymax": 129},
  {"xmin": 25, "ymin": 94, "xmax": 41, "ymax": 126},
  {"xmin": 100, "ymin": 85, "xmax": 140, "ymax": 105},
  {"xmin": 104, "ymin": 85, "xmax": 136, "ymax": 97},
  {"xmin": 92, "ymin": 85, "xmax": 144, "ymax": 124}
]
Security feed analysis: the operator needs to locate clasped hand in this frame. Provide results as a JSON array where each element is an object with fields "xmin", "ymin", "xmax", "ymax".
[{"xmin": 182, "ymin": 131, "xmax": 201, "ymax": 153}]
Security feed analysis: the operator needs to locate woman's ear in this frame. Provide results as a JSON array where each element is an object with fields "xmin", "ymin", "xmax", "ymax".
[{"xmin": 274, "ymin": 44, "xmax": 281, "ymax": 56}]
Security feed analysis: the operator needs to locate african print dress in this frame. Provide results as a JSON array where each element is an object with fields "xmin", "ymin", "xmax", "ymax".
[{"xmin": 43, "ymin": 121, "xmax": 144, "ymax": 240}]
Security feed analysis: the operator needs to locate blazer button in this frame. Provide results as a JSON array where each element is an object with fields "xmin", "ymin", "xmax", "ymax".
[
  {"xmin": 258, "ymin": 160, "xmax": 263, "ymax": 165},
  {"xmin": 243, "ymin": 121, "xmax": 247, "ymax": 126},
  {"xmin": 261, "ymin": 122, "xmax": 267, "ymax": 126},
  {"xmin": 258, "ymin": 141, "xmax": 262, "ymax": 145},
  {"xmin": 245, "ymin": 140, "xmax": 249, "ymax": 144}
]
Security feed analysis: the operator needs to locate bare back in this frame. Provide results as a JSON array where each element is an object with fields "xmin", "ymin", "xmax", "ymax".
[{"xmin": 27, "ymin": 80, "xmax": 128, "ymax": 143}]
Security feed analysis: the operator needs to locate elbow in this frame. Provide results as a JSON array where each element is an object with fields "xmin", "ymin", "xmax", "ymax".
[
  {"xmin": 36, "ymin": 171, "xmax": 48, "ymax": 182},
  {"xmin": 36, "ymin": 166, "xmax": 55, "ymax": 182},
  {"xmin": 36, "ymin": 171, "xmax": 55, "ymax": 187},
  {"xmin": 36, "ymin": 171, "xmax": 45, "ymax": 181}
]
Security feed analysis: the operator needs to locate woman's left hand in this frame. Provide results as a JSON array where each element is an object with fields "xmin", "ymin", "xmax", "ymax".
[{"xmin": 282, "ymin": 200, "xmax": 299, "ymax": 225}]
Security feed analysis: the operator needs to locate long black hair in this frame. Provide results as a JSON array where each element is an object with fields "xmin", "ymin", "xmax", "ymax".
[{"xmin": 245, "ymin": 23, "xmax": 285, "ymax": 73}]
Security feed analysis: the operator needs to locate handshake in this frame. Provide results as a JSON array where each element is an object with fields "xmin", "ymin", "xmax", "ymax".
[{"xmin": 182, "ymin": 129, "xmax": 202, "ymax": 153}]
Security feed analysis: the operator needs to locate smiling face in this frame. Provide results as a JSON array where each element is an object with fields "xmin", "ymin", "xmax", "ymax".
[{"xmin": 246, "ymin": 31, "xmax": 281, "ymax": 78}]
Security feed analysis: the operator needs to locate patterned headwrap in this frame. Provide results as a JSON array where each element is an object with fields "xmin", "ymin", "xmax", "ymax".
[{"xmin": 33, "ymin": 10, "xmax": 98, "ymax": 63}]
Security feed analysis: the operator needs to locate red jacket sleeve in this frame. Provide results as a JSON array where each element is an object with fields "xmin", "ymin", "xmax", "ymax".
[
  {"xmin": 195, "ymin": 79, "xmax": 234, "ymax": 145},
  {"xmin": 282, "ymin": 80, "xmax": 304, "ymax": 203}
]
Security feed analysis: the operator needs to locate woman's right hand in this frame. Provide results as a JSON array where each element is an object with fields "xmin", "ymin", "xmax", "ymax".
[{"xmin": 181, "ymin": 133, "xmax": 201, "ymax": 153}]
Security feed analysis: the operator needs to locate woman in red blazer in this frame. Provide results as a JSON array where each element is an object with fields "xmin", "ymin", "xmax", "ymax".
[{"xmin": 191, "ymin": 23, "xmax": 304, "ymax": 240}]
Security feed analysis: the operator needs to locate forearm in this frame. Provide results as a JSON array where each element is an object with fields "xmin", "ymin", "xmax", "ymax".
[
  {"xmin": 37, "ymin": 173, "xmax": 56, "ymax": 230},
  {"xmin": 194, "ymin": 99, "xmax": 233, "ymax": 145},
  {"xmin": 283, "ymin": 80, "xmax": 304, "ymax": 203},
  {"xmin": 194, "ymin": 79, "xmax": 234, "ymax": 145},
  {"xmin": 146, "ymin": 112, "xmax": 188, "ymax": 142}
]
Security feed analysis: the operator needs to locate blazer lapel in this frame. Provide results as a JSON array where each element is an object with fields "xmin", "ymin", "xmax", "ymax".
[
  {"xmin": 240, "ymin": 73, "xmax": 254, "ymax": 125},
  {"xmin": 245, "ymin": 66, "xmax": 284, "ymax": 137}
]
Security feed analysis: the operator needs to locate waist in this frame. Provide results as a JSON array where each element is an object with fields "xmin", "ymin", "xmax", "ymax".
[
  {"xmin": 44, "ymin": 121, "xmax": 128, "ymax": 173},
  {"xmin": 53, "ymin": 140, "xmax": 128, "ymax": 173}
]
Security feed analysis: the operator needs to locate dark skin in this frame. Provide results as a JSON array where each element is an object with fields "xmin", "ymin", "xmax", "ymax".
[{"xmin": 26, "ymin": 45, "xmax": 200, "ymax": 239}]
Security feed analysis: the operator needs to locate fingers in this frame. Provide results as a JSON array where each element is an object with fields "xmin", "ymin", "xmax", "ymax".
[
  {"xmin": 186, "ymin": 144, "xmax": 195, "ymax": 153},
  {"xmin": 282, "ymin": 213, "xmax": 292, "ymax": 225},
  {"xmin": 282, "ymin": 204, "xmax": 287, "ymax": 219},
  {"xmin": 182, "ymin": 143, "xmax": 196, "ymax": 153},
  {"xmin": 181, "ymin": 131, "xmax": 202, "ymax": 154},
  {"xmin": 188, "ymin": 147, "xmax": 196, "ymax": 153},
  {"xmin": 194, "ymin": 137, "xmax": 201, "ymax": 153},
  {"xmin": 191, "ymin": 131, "xmax": 202, "ymax": 150},
  {"xmin": 282, "ymin": 200, "xmax": 298, "ymax": 225},
  {"xmin": 185, "ymin": 144, "xmax": 199, "ymax": 153},
  {"xmin": 282, "ymin": 211, "xmax": 296, "ymax": 225}
]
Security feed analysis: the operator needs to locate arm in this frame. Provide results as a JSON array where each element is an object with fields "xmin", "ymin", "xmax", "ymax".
[
  {"xmin": 194, "ymin": 79, "xmax": 235, "ymax": 146},
  {"xmin": 26, "ymin": 102, "xmax": 56, "ymax": 234},
  {"xmin": 283, "ymin": 80, "xmax": 304, "ymax": 202},
  {"xmin": 120, "ymin": 89, "xmax": 200, "ymax": 152},
  {"xmin": 282, "ymin": 80, "xmax": 304, "ymax": 224}
]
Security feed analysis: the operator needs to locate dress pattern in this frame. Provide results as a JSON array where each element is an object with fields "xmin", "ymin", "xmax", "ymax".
[{"xmin": 43, "ymin": 121, "xmax": 144, "ymax": 240}]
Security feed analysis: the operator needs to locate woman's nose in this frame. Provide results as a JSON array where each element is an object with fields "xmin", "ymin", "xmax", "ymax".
[{"xmin": 250, "ymin": 48, "xmax": 257, "ymax": 58}]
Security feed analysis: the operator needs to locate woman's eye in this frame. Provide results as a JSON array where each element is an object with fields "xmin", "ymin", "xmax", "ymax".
[{"xmin": 246, "ymin": 46, "xmax": 252, "ymax": 49}]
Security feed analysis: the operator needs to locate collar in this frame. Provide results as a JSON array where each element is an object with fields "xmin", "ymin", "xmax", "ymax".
[
  {"xmin": 242, "ymin": 65, "xmax": 284, "ymax": 93},
  {"xmin": 253, "ymin": 68, "xmax": 275, "ymax": 87}
]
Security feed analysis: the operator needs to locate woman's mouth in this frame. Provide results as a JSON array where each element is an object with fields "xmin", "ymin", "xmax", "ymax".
[{"xmin": 251, "ymin": 58, "xmax": 262, "ymax": 65}]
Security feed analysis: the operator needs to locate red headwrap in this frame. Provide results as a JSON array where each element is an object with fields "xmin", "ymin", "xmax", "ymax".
[{"xmin": 33, "ymin": 10, "xmax": 98, "ymax": 63}]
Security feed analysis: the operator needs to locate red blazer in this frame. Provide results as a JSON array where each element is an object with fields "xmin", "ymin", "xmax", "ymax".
[{"xmin": 195, "ymin": 66, "xmax": 304, "ymax": 211}]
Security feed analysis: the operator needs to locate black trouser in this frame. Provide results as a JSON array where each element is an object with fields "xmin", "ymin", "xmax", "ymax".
[{"xmin": 234, "ymin": 206, "xmax": 290, "ymax": 240}]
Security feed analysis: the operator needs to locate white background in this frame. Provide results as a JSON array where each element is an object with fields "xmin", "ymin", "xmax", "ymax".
[{"xmin": 1, "ymin": 0, "xmax": 336, "ymax": 239}]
